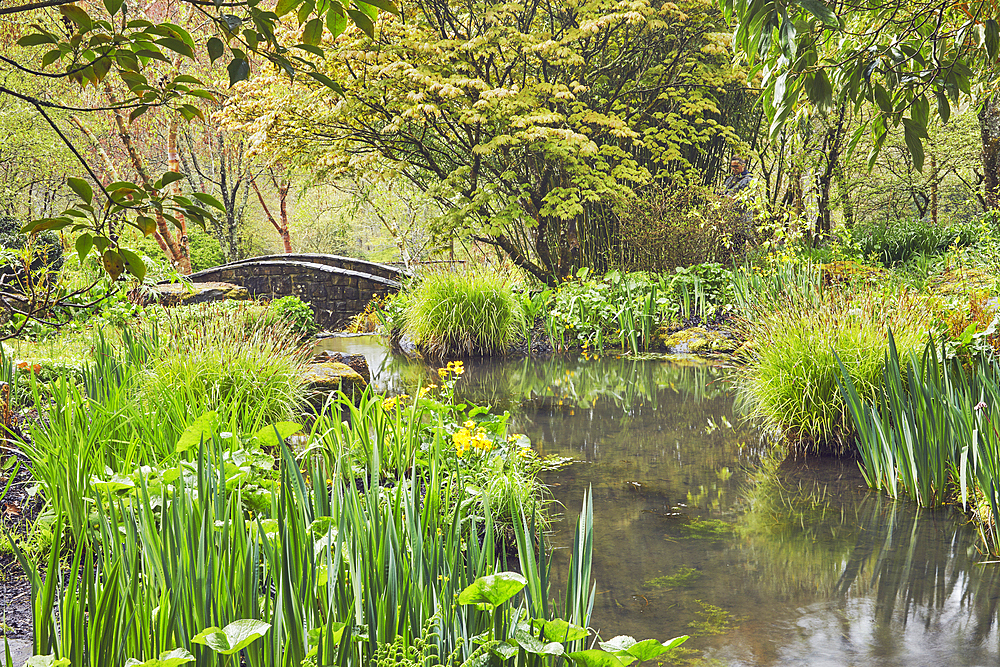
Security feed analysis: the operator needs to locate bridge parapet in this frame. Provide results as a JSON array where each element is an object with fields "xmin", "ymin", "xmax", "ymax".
[{"xmin": 188, "ymin": 256, "xmax": 403, "ymax": 330}]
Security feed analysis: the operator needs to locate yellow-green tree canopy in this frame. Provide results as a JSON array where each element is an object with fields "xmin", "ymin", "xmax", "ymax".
[{"xmin": 222, "ymin": 0, "xmax": 746, "ymax": 282}]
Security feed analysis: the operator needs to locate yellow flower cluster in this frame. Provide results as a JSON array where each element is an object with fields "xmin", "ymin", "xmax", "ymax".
[
  {"xmin": 453, "ymin": 424, "xmax": 493, "ymax": 458},
  {"xmin": 418, "ymin": 384, "xmax": 439, "ymax": 398},
  {"xmin": 438, "ymin": 360, "xmax": 466, "ymax": 379},
  {"xmin": 381, "ymin": 394, "xmax": 410, "ymax": 411}
]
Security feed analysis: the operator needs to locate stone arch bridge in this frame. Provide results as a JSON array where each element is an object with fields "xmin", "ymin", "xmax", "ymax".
[{"xmin": 188, "ymin": 253, "xmax": 407, "ymax": 330}]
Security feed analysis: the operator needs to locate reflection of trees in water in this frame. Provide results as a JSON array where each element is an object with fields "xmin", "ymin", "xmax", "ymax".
[
  {"xmin": 741, "ymin": 456, "xmax": 1000, "ymax": 642},
  {"xmin": 374, "ymin": 353, "xmax": 731, "ymax": 410}
]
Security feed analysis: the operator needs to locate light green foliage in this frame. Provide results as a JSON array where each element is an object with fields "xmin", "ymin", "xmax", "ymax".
[
  {"xmin": 264, "ymin": 295, "xmax": 317, "ymax": 335},
  {"xmin": 405, "ymin": 272, "xmax": 526, "ymax": 356},
  {"xmin": 852, "ymin": 217, "xmax": 983, "ymax": 266},
  {"xmin": 546, "ymin": 265, "xmax": 733, "ymax": 352},
  {"xmin": 222, "ymin": 0, "xmax": 743, "ymax": 282},
  {"xmin": 735, "ymin": 272, "xmax": 936, "ymax": 443},
  {"xmin": 722, "ymin": 0, "xmax": 999, "ymax": 170}
]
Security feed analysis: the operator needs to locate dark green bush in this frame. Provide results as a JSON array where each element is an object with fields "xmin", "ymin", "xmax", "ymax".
[
  {"xmin": 266, "ymin": 295, "xmax": 317, "ymax": 334},
  {"xmin": 0, "ymin": 214, "xmax": 64, "ymax": 280},
  {"xmin": 614, "ymin": 184, "xmax": 753, "ymax": 271}
]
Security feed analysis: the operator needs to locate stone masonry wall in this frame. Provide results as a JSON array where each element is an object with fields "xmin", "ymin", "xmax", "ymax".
[{"xmin": 187, "ymin": 259, "xmax": 402, "ymax": 330}]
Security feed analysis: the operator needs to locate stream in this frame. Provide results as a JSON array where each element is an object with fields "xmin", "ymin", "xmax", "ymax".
[{"xmin": 316, "ymin": 335, "xmax": 1000, "ymax": 666}]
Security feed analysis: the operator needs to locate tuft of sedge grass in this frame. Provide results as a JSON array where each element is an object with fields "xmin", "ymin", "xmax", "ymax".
[
  {"xmin": 405, "ymin": 271, "xmax": 526, "ymax": 357},
  {"xmin": 138, "ymin": 306, "xmax": 310, "ymax": 430},
  {"xmin": 734, "ymin": 285, "xmax": 936, "ymax": 445}
]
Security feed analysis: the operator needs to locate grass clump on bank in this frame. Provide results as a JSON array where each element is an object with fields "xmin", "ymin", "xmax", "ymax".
[
  {"xmin": 405, "ymin": 271, "xmax": 526, "ymax": 356},
  {"xmin": 734, "ymin": 278, "xmax": 935, "ymax": 444}
]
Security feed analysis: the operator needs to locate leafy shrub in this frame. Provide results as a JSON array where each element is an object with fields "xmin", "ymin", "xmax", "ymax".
[
  {"xmin": 852, "ymin": 217, "xmax": 982, "ymax": 265},
  {"xmin": 0, "ymin": 214, "xmax": 64, "ymax": 278},
  {"xmin": 265, "ymin": 295, "xmax": 317, "ymax": 335},
  {"xmin": 405, "ymin": 272, "xmax": 526, "ymax": 356},
  {"xmin": 615, "ymin": 184, "xmax": 754, "ymax": 271},
  {"xmin": 734, "ymin": 285, "xmax": 936, "ymax": 444}
]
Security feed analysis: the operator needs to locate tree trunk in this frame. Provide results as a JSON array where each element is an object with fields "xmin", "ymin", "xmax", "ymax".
[
  {"xmin": 252, "ymin": 175, "xmax": 293, "ymax": 254},
  {"xmin": 981, "ymin": 94, "xmax": 1000, "ymax": 212}
]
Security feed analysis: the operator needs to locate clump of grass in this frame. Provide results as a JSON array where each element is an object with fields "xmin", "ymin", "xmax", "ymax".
[
  {"xmin": 734, "ymin": 285, "xmax": 935, "ymax": 444},
  {"xmin": 405, "ymin": 271, "xmax": 526, "ymax": 356},
  {"xmin": 139, "ymin": 308, "xmax": 309, "ymax": 430}
]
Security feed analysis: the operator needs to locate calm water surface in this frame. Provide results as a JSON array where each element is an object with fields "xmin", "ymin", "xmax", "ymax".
[{"xmin": 316, "ymin": 336, "xmax": 1000, "ymax": 666}]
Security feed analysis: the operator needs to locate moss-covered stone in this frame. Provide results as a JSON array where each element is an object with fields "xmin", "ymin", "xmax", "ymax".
[
  {"xmin": 928, "ymin": 267, "xmax": 996, "ymax": 297},
  {"xmin": 662, "ymin": 327, "xmax": 735, "ymax": 354},
  {"xmin": 149, "ymin": 282, "xmax": 250, "ymax": 306},
  {"xmin": 301, "ymin": 361, "xmax": 368, "ymax": 407}
]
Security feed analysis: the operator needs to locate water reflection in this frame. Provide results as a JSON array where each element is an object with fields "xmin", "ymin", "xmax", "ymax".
[{"xmin": 312, "ymin": 336, "xmax": 1000, "ymax": 666}]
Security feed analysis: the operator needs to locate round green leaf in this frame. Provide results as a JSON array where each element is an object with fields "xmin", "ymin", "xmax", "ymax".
[
  {"xmin": 457, "ymin": 572, "xmax": 527, "ymax": 607},
  {"xmin": 191, "ymin": 619, "xmax": 271, "ymax": 655}
]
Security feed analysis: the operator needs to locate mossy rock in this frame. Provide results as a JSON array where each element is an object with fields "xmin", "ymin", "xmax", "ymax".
[
  {"xmin": 821, "ymin": 261, "xmax": 886, "ymax": 286},
  {"xmin": 662, "ymin": 327, "xmax": 735, "ymax": 354},
  {"xmin": 301, "ymin": 361, "xmax": 368, "ymax": 408},
  {"xmin": 927, "ymin": 267, "xmax": 996, "ymax": 297},
  {"xmin": 148, "ymin": 282, "xmax": 250, "ymax": 306}
]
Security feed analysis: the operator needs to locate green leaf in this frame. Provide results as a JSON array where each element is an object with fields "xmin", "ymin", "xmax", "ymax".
[
  {"xmin": 276, "ymin": 0, "xmax": 302, "ymax": 16},
  {"xmin": 42, "ymin": 49, "xmax": 62, "ymax": 67},
  {"xmin": 102, "ymin": 249, "xmax": 125, "ymax": 279},
  {"xmin": 75, "ymin": 233, "xmax": 93, "ymax": 262},
  {"xmin": 191, "ymin": 620, "xmax": 271, "ymax": 655},
  {"xmin": 67, "ymin": 177, "xmax": 93, "ymax": 205},
  {"xmin": 794, "ymin": 0, "xmax": 838, "ymax": 27},
  {"xmin": 532, "ymin": 618, "xmax": 589, "ymax": 642},
  {"xmin": 984, "ymin": 19, "xmax": 999, "ymax": 59},
  {"xmin": 513, "ymin": 628, "xmax": 564, "ymax": 656},
  {"xmin": 103, "ymin": 0, "xmax": 125, "ymax": 16},
  {"xmin": 176, "ymin": 411, "xmax": 218, "ymax": 453},
  {"xmin": 302, "ymin": 18, "xmax": 324, "ymax": 45},
  {"xmin": 192, "ymin": 192, "xmax": 226, "ymax": 211},
  {"xmin": 17, "ymin": 33, "xmax": 57, "ymax": 47},
  {"xmin": 567, "ymin": 650, "xmax": 626, "ymax": 667},
  {"xmin": 59, "ymin": 4, "xmax": 93, "ymax": 31},
  {"xmin": 911, "ymin": 94, "xmax": 929, "ymax": 128},
  {"xmin": 135, "ymin": 215, "xmax": 157, "ymax": 236},
  {"xmin": 625, "ymin": 638, "xmax": 684, "ymax": 661},
  {"xmin": 157, "ymin": 172, "xmax": 186, "ymax": 189},
  {"xmin": 355, "ymin": 0, "xmax": 377, "ymax": 22},
  {"xmin": 935, "ymin": 90, "xmax": 951, "ymax": 123},
  {"xmin": 903, "ymin": 124, "xmax": 925, "ymax": 171},
  {"xmin": 251, "ymin": 422, "xmax": 302, "ymax": 447},
  {"xmin": 207, "ymin": 37, "xmax": 225, "ymax": 63},
  {"xmin": 598, "ymin": 636, "xmax": 636, "ymax": 653},
  {"xmin": 130, "ymin": 106, "xmax": 150, "ymax": 122},
  {"xmin": 326, "ymin": 9, "xmax": 348, "ymax": 39},
  {"xmin": 156, "ymin": 37, "xmax": 194, "ymax": 59},
  {"xmin": 356, "ymin": 0, "xmax": 398, "ymax": 15},
  {"xmin": 121, "ymin": 248, "xmax": 146, "ymax": 281},
  {"xmin": 346, "ymin": 8, "xmax": 375, "ymax": 38},
  {"xmin": 123, "ymin": 647, "xmax": 195, "ymax": 667},
  {"xmin": 307, "ymin": 71, "xmax": 344, "ymax": 93},
  {"xmin": 228, "ymin": 58, "xmax": 250, "ymax": 86},
  {"xmin": 873, "ymin": 83, "xmax": 892, "ymax": 114},
  {"xmin": 457, "ymin": 572, "xmax": 526, "ymax": 607}
]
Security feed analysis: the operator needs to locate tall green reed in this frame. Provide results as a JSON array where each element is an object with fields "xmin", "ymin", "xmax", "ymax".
[{"xmin": 837, "ymin": 333, "xmax": 1000, "ymax": 553}]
